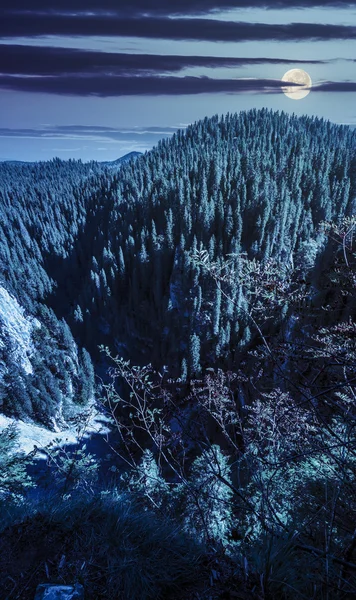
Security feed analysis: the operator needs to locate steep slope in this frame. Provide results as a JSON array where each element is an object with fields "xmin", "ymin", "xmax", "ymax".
[
  {"xmin": 0, "ymin": 285, "xmax": 37, "ymax": 376},
  {"xmin": 55, "ymin": 110, "xmax": 356, "ymax": 375},
  {"xmin": 0, "ymin": 158, "xmax": 102, "ymax": 423},
  {"xmin": 1, "ymin": 110, "xmax": 356, "ymax": 423}
]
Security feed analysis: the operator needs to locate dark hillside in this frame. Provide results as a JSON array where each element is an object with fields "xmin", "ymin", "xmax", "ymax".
[
  {"xmin": 1, "ymin": 110, "xmax": 356, "ymax": 423},
  {"xmin": 1, "ymin": 111, "xmax": 356, "ymax": 599},
  {"xmin": 45, "ymin": 110, "xmax": 356, "ymax": 375}
]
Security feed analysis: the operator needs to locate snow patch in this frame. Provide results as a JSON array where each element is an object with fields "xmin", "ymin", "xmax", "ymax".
[{"xmin": 0, "ymin": 402, "xmax": 112, "ymax": 456}]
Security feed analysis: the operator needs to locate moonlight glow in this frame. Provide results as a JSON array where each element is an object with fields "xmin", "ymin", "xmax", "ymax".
[{"xmin": 282, "ymin": 69, "xmax": 312, "ymax": 100}]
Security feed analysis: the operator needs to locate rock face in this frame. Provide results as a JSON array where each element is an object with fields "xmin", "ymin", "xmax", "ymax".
[
  {"xmin": 34, "ymin": 584, "xmax": 84, "ymax": 600},
  {"xmin": 0, "ymin": 285, "xmax": 37, "ymax": 376}
]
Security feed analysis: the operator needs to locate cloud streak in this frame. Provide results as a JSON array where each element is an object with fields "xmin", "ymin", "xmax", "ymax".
[
  {"xmin": 0, "ymin": 74, "xmax": 309, "ymax": 96},
  {"xmin": 313, "ymin": 81, "xmax": 356, "ymax": 92},
  {"xmin": 0, "ymin": 73, "xmax": 353, "ymax": 97},
  {"xmin": 0, "ymin": 124, "xmax": 178, "ymax": 144},
  {"xmin": 2, "ymin": 1, "xmax": 356, "ymax": 15},
  {"xmin": 0, "ymin": 15, "xmax": 355, "ymax": 42},
  {"xmin": 0, "ymin": 45, "xmax": 326, "ymax": 76}
]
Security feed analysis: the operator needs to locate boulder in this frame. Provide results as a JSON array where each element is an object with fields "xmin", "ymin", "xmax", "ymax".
[{"xmin": 34, "ymin": 584, "xmax": 84, "ymax": 600}]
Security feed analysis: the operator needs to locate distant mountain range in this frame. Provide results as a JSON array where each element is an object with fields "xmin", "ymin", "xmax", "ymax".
[
  {"xmin": 99, "ymin": 151, "xmax": 142, "ymax": 166},
  {"xmin": 0, "ymin": 151, "xmax": 142, "ymax": 166}
]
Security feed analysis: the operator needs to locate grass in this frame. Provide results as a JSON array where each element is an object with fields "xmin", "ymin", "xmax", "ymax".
[{"xmin": 0, "ymin": 489, "xmax": 205, "ymax": 600}]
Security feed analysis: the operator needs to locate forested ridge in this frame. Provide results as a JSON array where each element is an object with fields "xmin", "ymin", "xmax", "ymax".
[
  {"xmin": 0, "ymin": 158, "xmax": 104, "ymax": 423},
  {"xmin": 1, "ymin": 109, "xmax": 356, "ymax": 417},
  {"xmin": 1, "ymin": 109, "xmax": 356, "ymax": 598},
  {"xmin": 3, "ymin": 110, "xmax": 356, "ymax": 391},
  {"xmin": 68, "ymin": 108, "xmax": 355, "ymax": 375}
]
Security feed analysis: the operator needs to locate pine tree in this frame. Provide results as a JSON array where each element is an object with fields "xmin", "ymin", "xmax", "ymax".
[
  {"xmin": 125, "ymin": 449, "xmax": 169, "ymax": 509},
  {"xmin": 180, "ymin": 357, "xmax": 188, "ymax": 382},
  {"xmin": 179, "ymin": 445, "xmax": 233, "ymax": 543},
  {"xmin": 0, "ymin": 423, "xmax": 34, "ymax": 499},
  {"xmin": 189, "ymin": 333, "xmax": 201, "ymax": 376},
  {"xmin": 213, "ymin": 286, "xmax": 221, "ymax": 336}
]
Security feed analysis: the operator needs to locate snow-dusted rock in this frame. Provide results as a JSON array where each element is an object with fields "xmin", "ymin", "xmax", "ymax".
[{"xmin": 0, "ymin": 285, "xmax": 38, "ymax": 375}]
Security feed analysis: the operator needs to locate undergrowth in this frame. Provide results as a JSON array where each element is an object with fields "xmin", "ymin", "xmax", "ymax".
[{"xmin": 0, "ymin": 490, "xmax": 205, "ymax": 600}]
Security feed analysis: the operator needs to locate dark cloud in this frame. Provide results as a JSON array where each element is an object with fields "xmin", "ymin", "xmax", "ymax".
[
  {"xmin": 2, "ymin": 1, "xmax": 356, "ymax": 15},
  {"xmin": 0, "ymin": 74, "xmax": 304, "ymax": 96},
  {"xmin": 0, "ymin": 71, "xmax": 353, "ymax": 97},
  {"xmin": 0, "ymin": 14, "xmax": 355, "ymax": 41},
  {"xmin": 313, "ymin": 81, "xmax": 356, "ymax": 91},
  {"xmin": 0, "ymin": 45, "xmax": 325, "ymax": 76}
]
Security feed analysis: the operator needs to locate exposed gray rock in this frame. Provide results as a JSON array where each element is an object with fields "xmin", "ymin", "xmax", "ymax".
[
  {"xmin": 0, "ymin": 284, "xmax": 38, "ymax": 376},
  {"xmin": 34, "ymin": 583, "xmax": 84, "ymax": 600}
]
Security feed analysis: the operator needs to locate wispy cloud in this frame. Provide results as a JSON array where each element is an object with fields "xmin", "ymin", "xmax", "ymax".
[
  {"xmin": 0, "ymin": 124, "xmax": 179, "ymax": 142},
  {"xmin": 2, "ymin": 0, "xmax": 356, "ymax": 15},
  {"xmin": 50, "ymin": 147, "xmax": 82, "ymax": 151},
  {"xmin": 0, "ymin": 74, "xmax": 311, "ymax": 96},
  {"xmin": 0, "ymin": 45, "xmax": 326, "ymax": 76},
  {"xmin": 0, "ymin": 14, "xmax": 355, "ymax": 42},
  {"xmin": 313, "ymin": 81, "xmax": 356, "ymax": 91},
  {"xmin": 0, "ymin": 72, "xmax": 354, "ymax": 97}
]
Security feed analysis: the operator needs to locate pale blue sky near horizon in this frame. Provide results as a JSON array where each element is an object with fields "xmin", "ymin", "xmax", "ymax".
[{"xmin": 0, "ymin": 2, "xmax": 356, "ymax": 162}]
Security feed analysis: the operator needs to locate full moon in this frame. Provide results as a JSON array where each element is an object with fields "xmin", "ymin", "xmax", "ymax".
[{"xmin": 281, "ymin": 69, "xmax": 312, "ymax": 100}]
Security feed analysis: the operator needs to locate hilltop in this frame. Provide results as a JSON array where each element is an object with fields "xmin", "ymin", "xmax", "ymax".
[{"xmin": 0, "ymin": 109, "xmax": 355, "ymax": 425}]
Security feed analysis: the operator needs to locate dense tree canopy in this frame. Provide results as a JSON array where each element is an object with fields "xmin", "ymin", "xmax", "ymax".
[
  {"xmin": 1, "ymin": 110, "xmax": 356, "ymax": 598},
  {"xmin": 1, "ymin": 109, "xmax": 356, "ymax": 421}
]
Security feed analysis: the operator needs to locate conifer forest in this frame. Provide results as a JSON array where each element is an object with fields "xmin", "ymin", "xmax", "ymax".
[{"xmin": 1, "ymin": 109, "xmax": 356, "ymax": 598}]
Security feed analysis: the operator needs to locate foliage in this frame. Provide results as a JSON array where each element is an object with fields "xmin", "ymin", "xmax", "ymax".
[
  {"xmin": 42, "ymin": 440, "xmax": 99, "ymax": 496},
  {"xmin": 0, "ymin": 423, "xmax": 34, "ymax": 499},
  {"xmin": 1, "ymin": 111, "xmax": 356, "ymax": 597},
  {"xmin": 99, "ymin": 211, "xmax": 356, "ymax": 597},
  {"xmin": 121, "ymin": 448, "xmax": 170, "ymax": 509},
  {"xmin": 178, "ymin": 444, "xmax": 233, "ymax": 544},
  {"xmin": 0, "ymin": 490, "xmax": 204, "ymax": 600},
  {"xmin": 1, "ymin": 110, "xmax": 355, "ymax": 400}
]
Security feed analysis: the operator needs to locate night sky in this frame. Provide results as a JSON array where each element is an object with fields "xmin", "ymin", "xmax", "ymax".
[{"xmin": 1, "ymin": 0, "xmax": 356, "ymax": 162}]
